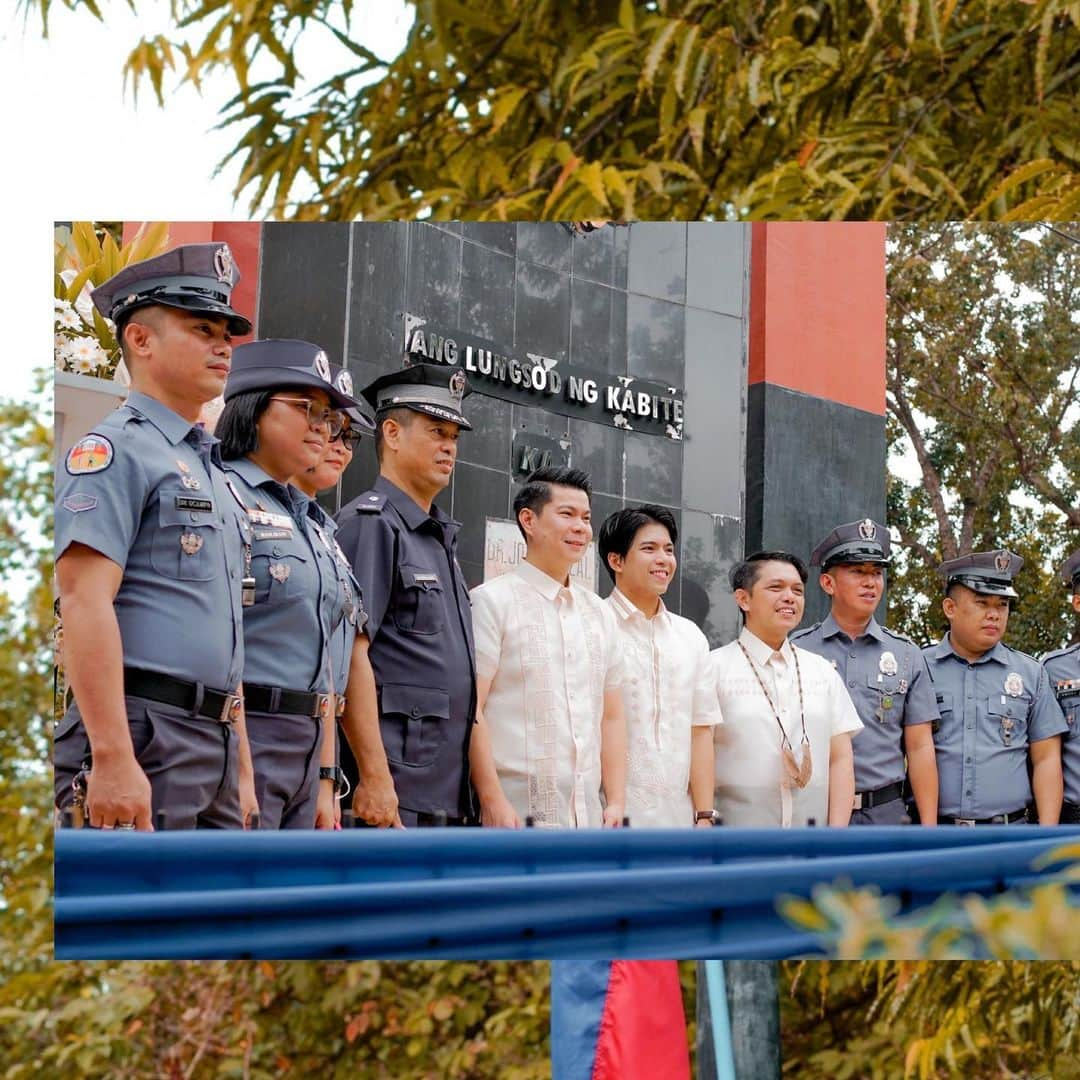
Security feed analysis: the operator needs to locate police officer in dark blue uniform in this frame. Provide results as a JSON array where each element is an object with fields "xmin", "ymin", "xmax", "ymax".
[
  {"xmin": 792, "ymin": 519, "xmax": 940, "ymax": 825},
  {"xmin": 55, "ymin": 243, "xmax": 253, "ymax": 830},
  {"xmin": 1042, "ymin": 548, "xmax": 1080, "ymax": 824},
  {"xmin": 216, "ymin": 339, "xmax": 366, "ymax": 829},
  {"xmin": 924, "ymin": 550, "xmax": 1066, "ymax": 825},
  {"xmin": 334, "ymin": 363, "xmax": 477, "ymax": 828}
]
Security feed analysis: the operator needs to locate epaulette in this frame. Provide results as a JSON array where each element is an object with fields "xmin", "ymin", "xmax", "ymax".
[
  {"xmin": 880, "ymin": 624, "xmax": 917, "ymax": 646},
  {"xmin": 1041, "ymin": 642, "xmax": 1080, "ymax": 664},
  {"xmin": 355, "ymin": 491, "xmax": 387, "ymax": 513},
  {"xmin": 789, "ymin": 621, "xmax": 821, "ymax": 640}
]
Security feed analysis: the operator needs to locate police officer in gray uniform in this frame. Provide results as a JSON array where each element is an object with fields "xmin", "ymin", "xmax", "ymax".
[
  {"xmin": 924, "ymin": 550, "xmax": 1066, "ymax": 825},
  {"xmin": 1042, "ymin": 548, "xmax": 1080, "ymax": 824},
  {"xmin": 216, "ymin": 339, "xmax": 366, "ymax": 829},
  {"xmin": 55, "ymin": 243, "xmax": 253, "ymax": 830},
  {"xmin": 334, "ymin": 363, "xmax": 477, "ymax": 828},
  {"xmin": 792, "ymin": 519, "xmax": 940, "ymax": 825}
]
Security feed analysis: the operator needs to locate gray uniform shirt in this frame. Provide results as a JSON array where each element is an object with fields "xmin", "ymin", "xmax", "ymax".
[
  {"xmin": 1042, "ymin": 643, "xmax": 1080, "ymax": 804},
  {"xmin": 923, "ymin": 635, "xmax": 1067, "ymax": 818},
  {"xmin": 56, "ymin": 390, "xmax": 246, "ymax": 691},
  {"xmin": 334, "ymin": 475, "xmax": 477, "ymax": 818},
  {"xmin": 791, "ymin": 614, "xmax": 938, "ymax": 791},
  {"xmin": 220, "ymin": 458, "xmax": 341, "ymax": 693}
]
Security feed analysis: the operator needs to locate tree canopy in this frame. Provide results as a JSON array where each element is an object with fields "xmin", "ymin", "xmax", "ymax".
[
  {"xmin": 28, "ymin": 0, "xmax": 1080, "ymax": 220},
  {"xmin": 884, "ymin": 222, "xmax": 1080, "ymax": 654}
]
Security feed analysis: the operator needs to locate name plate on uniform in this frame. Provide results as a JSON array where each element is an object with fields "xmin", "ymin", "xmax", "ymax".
[
  {"xmin": 483, "ymin": 517, "xmax": 597, "ymax": 592},
  {"xmin": 403, "ymin": 313, "xmax": 685, "ymax": 441},
  {"xmin": 174, "ymin": 496, "xmax": 214, "ymax": 513}
]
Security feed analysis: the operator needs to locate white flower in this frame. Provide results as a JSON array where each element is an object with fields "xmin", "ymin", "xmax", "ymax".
[
  {"xmin": 67, "ymin": 336, "xmax": 107, "ymax": 370},
  {"xmin": 55, "ymin": 304, "xmax": 81, "ymax": 330}
]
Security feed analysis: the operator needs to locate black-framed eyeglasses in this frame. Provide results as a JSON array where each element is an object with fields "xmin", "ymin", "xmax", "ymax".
[
  {"xmin": 332, "ymin": 427, "xmax": 363, "ymax": 449},
  {"xmin": 271, "ymin": 396, "xmax": 345, "ymax": 437}
]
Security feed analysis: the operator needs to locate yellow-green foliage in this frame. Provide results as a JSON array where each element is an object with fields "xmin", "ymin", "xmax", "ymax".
[{"xmin": 25, "ymin": 1, "xmax": 1080, "ymax": 220}]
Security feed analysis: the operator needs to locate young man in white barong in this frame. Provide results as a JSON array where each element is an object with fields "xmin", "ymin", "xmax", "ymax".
[
  {"xmin": 469, "ymin": 467, "xmax": 627, "ymax": 828},
  {"xmin": 597, "ymin": 504, "xmax": 721, "ymax": 828}
]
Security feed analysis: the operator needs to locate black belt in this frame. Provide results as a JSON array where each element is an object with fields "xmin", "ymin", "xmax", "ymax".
[
  {"xmin": 123, "ymin": 667, "xmax": 241, "ymax": 724},
  {"xmin": 939, "ymin": 807, "xmax": 1029, "ymax": 826},
  {"xmin": 245, "ymin": 682, "xmax": 330, "ymax": 719},
  {"xmin": 1062, "ymin": 800, "xmax": 1080, "ymax": 824},
  {"xmin": 852, "ymin": 780, "xmax": 904, "ymax": 811}
]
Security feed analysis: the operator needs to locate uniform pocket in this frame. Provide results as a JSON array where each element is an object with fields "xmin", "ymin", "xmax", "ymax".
[
  {"xmin": 150, "ymin": 489, "xmax": 224, "ymax": 582},
  {"xmin": 988, "ymin": 697, "xmax": 1028, "ymax": 746},
  {"xmin": 932, "ymin": 690, "xmax": 954, "ymax": 735},
  {"xmin": 250, "ymin": 549, "xmax": 309, "ymax": 603},
  {"xmin": 378, "ymin": 683, "xmax": 450, "ymax": 767},
  {"xmin": 392, "ymin": 564, "xmax": 445, "ymax": 635}
]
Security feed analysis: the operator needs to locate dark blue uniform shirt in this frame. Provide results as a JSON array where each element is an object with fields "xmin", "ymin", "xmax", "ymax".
[{"xmin": 334, "ymin": 475, "xmax": 476, "ymax": 818}]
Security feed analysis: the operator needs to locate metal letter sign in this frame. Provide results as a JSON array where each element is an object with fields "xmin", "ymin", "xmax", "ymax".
[{"xmin": 402, "ymin": 313, "xmax": 684, "ymax": 440}]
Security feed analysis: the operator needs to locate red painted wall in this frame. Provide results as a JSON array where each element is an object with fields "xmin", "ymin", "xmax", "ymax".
[
  {"xmin": 748, "ymin": 222, "xmax": 886, "ymax": 416},
  {"xmin": 121, "ymin": 221, "xmax": 261, "ymax": 343}
]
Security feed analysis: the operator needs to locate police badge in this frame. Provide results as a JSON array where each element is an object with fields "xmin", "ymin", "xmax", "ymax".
[
  {"xmin": 1004, "ymin": 672, "xmax": 1024, "ymax": 698},
  {"xmin": 879, "ymin": 651, "xmax": 898, "ymax": 676},
  {"xmin": 180, "ymin": 532, "xmax": 204, "ymax": 555},
  {"xmin": 269, "ymin": 563, "xmax": 292, "ymax": 583}
]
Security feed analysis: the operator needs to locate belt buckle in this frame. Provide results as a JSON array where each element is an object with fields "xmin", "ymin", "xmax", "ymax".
[
  {"xmin": 315, "ymin": 693, "xmax": 331, "ymax": 720},
  {"xmin": 955, "ymin": 817, "xmax": 976, "ymax": 827},
  {"xmin": 220, "ymin": 693, "xmax": 243, "ymax": 724},
  {"xmin": 851, "ymin": 792, "xmax": 864, "ymax": 811}
]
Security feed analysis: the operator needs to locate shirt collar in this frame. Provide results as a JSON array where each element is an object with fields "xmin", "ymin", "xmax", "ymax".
[
  {"xmin": 224, "ymin": 456, "xmax": 300, "ymax": 510},
  {"xmin": 739, "ymin": 625, "xmax": 793, "ymax": 666},
  {"xmin": 928, "ymin": 633, "xmax": 1007, "ymax": 666},
  {"xmin": 821, "ymin": 611, "xmax": 885, "ymax": 643},
  {"xmin": 609, "ymin": 587, "xmax": 668, "ymax": 624},
  {"xmin": 374, "ymin": 474, "xmax": 457, "ymax": 533},
  {"xmin": 514, "ymin": 558, "xmax": 572, "ymax": 602},
  {"xmin": 125, "ymin": 390, "xmax": 205, "ymax": 447}
]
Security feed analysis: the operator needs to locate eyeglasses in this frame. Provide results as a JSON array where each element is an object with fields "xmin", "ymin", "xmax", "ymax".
[
  {"xmin": 271, "ymin": 397, "xmax": 345, "ymax": 437},
  {"xmin": 331, "ymin": 427, "xmax": 363, "ymax": 449}
]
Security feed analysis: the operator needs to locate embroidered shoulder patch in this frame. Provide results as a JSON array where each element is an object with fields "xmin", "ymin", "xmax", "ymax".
[{"xmin": 65, "ymin": 434, "xmax": 114, "ymax": 475}]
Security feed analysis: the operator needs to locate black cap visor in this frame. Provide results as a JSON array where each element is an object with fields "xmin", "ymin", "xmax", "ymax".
[
  {"xmin": 948, "ymin": 574, "xmax": 1019, "ymax": 600},
  {"xmin": 116, "ymin": 292, "xmax": 252, "ymax": 336}
]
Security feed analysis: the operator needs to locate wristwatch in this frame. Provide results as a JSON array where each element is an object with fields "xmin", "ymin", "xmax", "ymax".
[
  {"xmin": 694, "ymin": 809, "xmax": 719, "ymax": 825},
  {"xmin": 319, "ymin": 766, "xmax": 344, "ymax": 792}
]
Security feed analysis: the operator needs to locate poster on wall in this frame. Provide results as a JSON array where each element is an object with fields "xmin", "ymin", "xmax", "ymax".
[{"xmin": 482, "ymin": 517, "xmax": 598, "ymax": 592}]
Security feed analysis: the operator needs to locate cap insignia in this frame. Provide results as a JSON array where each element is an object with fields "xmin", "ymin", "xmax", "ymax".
[
  {"xmin": 314, "ymin": 350, "xmax": 332, "ymax": 383},
  {"xmin": 995, "ymin": 551, "xmax": 1011, "ymax": 574},
  {"xmin": 213, "ymin": 246, "xmax": 234, "ymax": 285},
  {"xmin": 449, "ymin": 370, "xmax": 466, "ymax": 398},
  {"xmin": 859, "ymin": 518, "xmax": 877, "ymax": 541},
  {"xmin": 335, "ymin": 369, "xmax": 354, "ymax": 396}
]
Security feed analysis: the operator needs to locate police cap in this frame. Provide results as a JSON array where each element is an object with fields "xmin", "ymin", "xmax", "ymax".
[
  {"xmin": 937, "ymin": 549, "xmax": 1023, "ymax": 599},
  {"xmin": 224, "ymin": 339, "xmax": 362, "ymax": 410},
  {"xmin": 361, "ymin": 363, "xmax": 473, "ymax": 430},
  {"xmin": 810, "ymin": 518, "xmax": 890, "ymax": 569},
  {"xmin": 91, "ymin": 242, "xmax": 251, "ymax": 336}
]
